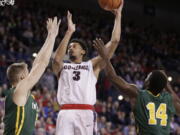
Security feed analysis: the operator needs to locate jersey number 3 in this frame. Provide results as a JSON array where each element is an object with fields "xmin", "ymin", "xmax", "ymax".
[
  {"xmin": 73, "ymin": 71, "xmax": 81, "ymax": 81},
  {"xmin": 146, "ymin": 102, "xmax": 168, "ymax": 126}
]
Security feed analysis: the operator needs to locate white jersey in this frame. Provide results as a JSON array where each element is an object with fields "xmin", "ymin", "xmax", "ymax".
[{"xmin": 57, "ymin": 60, "xmax": 97, "ymax": 105}]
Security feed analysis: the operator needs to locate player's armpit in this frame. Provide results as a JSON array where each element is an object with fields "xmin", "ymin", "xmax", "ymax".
[
  {"xmin": 91, "ymin": 40, "xmax": 117, "ymax": 77},
  {"xmin": 52, "ymin": 59, "xmax": 63, "ymax": 77},
  {"xmin": 91, "ymin": 57, "xmax": 106, "ymax": 78}
]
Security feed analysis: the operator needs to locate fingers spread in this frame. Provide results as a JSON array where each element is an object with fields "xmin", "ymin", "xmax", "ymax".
[
  {"xmin": 94, "ymin": 38, "xmax": 104, "ymax": 48},
  {"xmin": 99, "ymin": 38, "xmax": 104, "ymax": 46},
  {"xmin": 53, "ymin": 16, "xmax": 57, "ymax": 25},
  {"xmin": 93, "ymin": 43, "xmax": 98, "ymax": 51},
  {"xmin": 93, "ymin": 40, "xmax": 101, "ymax": 51},
  {"xmin": 58, "ymin": 19, "xmax": 61, "ymax": 27}
]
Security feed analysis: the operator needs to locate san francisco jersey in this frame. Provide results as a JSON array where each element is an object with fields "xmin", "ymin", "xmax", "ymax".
[
  {"xmin": 57, "ymin": 60, "xmax": 97, "ymax": 105},
  {"xmin": 134, "ymin": 90, "xmax": 176, "ymax": 135},
  {"xmin": 3, "ymin": 88, "xmax": 38, "ymax": 135}
]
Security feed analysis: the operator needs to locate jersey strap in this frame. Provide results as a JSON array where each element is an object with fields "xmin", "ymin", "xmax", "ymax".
[{"xmin": 60, "ymin": 104, "xmax": 95, "ymax": 110}]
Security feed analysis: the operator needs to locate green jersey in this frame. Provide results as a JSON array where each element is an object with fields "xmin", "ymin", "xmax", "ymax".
[
  {"xmin": 3, "ymin": 88, "xmax": 38, "ymax": 135},
  {"xmin": 134, "ymin": 90, "xmax": 176, "ymax": 135}
]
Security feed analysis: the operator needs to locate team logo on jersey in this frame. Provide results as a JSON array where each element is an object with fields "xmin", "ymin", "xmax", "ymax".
[
  {"xmin": 0, "ymin": 0, "xmax": 14, "ymax": 6},
  {"xmin": 64, "ymin": 65, "xmax": 89, "ymax": 71},
  {"xmin": 32, "ymin": 102, "xmax": 38, "ymax": 110}
]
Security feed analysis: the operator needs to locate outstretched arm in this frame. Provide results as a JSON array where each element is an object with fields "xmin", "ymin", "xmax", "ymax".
[
  {"xmin": 33, "ymin": 18, "xmax": 61, "ymax": 67},
  {"xmin": 92, "ymin": 1, "xmax": 124, "ymax": 78},
  {"xmin": 93, "ymin": 39, "xmax": 138, "ymax": 98},
  {"xmin": 166, "ymin": 83, "xmax": 180, "ymax": 116},
  {"xmin": 13, "ymin": 17, "xmax": 61, "ymax": 106},
  {"xmin": 52, "ymin": 11, "xmax": 75, "ymax": 76}
]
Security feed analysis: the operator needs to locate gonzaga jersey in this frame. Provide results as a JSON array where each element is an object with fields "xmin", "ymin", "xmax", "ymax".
[
  {"xmin": 57, "ymin": 60, "xmax": 97, "ymax": 105},
  {"xmin": 134, "ymin": 90, "xmax": 176, "ymax": 135}
]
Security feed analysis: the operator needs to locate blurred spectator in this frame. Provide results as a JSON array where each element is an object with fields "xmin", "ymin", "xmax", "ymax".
[{"xmin": 39, "ymin": 68, "xmax": 56, "ymax": 91}]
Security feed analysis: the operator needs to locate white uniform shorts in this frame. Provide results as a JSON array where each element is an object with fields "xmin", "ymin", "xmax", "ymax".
[{"xmin": 55, "ymin": 110, "xmax": 97, "ymax": 135}]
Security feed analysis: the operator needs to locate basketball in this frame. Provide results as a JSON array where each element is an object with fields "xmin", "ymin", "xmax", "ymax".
[{"xmin": 98, "ymin": 0, "xmax": 122, "ymax": 11}]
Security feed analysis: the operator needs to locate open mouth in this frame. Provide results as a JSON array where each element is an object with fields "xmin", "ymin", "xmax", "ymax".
[
  {"xmin": 69, "ymin": 50, "xmax": 73, "ymax": 55},
  {"xmin": 69, "ymin": 52, "xmax": 72, "ymax": 55}
]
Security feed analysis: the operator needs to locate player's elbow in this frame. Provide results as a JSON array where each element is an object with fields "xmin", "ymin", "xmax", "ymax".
[
  {"xmin": 33, "ymin": 59, "xmax": 49, "ymax": 68},
  {"xmin": 42, "ymin": 59, "xmax": 50, "ymax": 67},
  {"xmin": 111, "ymin": 38, "xmax": 120, "ymax": 45},
  {"xmin": 53, "ymin": 55, "xmax": 64, "ymax": 67},
  {"xmin": 108, "ymin": 73, "xmax": 118, "ymax": 82},
  {"xmin": 53, "ymin": 58, "xmax": 60, "ymax": 66},
  {"xmin": 52, "ymin": 59, "xmax": 63, "ymax": 75},
  {"xmin": 124, "ymin": 84, "xmax": 138, "ymax": 97},
  {"xmin": 123, "ymin": 84, "xmax": 133, "ymax": 91}
]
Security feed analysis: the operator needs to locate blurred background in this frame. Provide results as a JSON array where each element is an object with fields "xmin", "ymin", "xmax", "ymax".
[{"xmin": 0, "ymin": 0, "xmax": 180, "ymax": 134}]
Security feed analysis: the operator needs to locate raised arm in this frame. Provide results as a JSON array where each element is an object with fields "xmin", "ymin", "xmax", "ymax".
[
  {"xmin": 13, "ymin": 17, "xmax": 61, "ymax": 106},
  {"xmin": 52, "ymin": 11, "xmax": 75, "ymax": 76},
  {"xmin": 93, "ymin": 39, "xmax": 138, "ymax": 98},
  {"xmin": 91, "ymin": 1, "xmax": 124, "ymax": 78},
  {"xmin": 166, "ymin": 83, "xmax": 180, "ymax": 116}
]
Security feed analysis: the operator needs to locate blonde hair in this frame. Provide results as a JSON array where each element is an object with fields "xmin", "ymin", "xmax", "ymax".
[{"xmin": 7, "ymin": 62, "xmax": 27, "ymax": 85}]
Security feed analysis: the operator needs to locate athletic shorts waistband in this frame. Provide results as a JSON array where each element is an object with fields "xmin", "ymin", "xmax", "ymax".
[{"xmin": 60, "ymin": 104, "xmax": 95, "ymax": 110}]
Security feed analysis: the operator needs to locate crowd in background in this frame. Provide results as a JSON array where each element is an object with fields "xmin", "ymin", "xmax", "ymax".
[{"xmin": 0, "ymin": 2, "xmax": 180, "ymax": 135}]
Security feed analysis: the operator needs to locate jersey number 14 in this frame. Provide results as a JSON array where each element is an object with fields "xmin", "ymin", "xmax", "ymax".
[{"xmin": 146, "ymin": 102, "xmax": 168, "ymax": 126}]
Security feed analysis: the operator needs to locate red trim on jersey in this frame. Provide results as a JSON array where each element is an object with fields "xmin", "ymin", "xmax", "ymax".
[{"xmin": 60, "ymin": 104, "xmax": 95, "ymax": 110}]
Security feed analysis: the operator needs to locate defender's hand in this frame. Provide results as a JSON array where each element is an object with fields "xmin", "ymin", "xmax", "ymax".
[
  {"xmin": 47, "ymin": 17, "xmax": 61, "ymax": 37},
  {"xmin": 93, "ymin": 38, "xmax": 108, "ymax": 60}
]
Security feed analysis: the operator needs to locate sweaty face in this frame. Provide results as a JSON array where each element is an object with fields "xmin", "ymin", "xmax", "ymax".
[{"xmin": 68, "ymin": 42, "xmax": 85, "ymax": 61}]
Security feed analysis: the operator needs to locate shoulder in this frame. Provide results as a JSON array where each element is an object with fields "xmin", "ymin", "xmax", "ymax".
[
  {"xmin": 161, "ymin": 91, "xmax": 174, "ymax": 103},
  {"xmin": 5, "ymin": 88, "xmax": 16, "ymax": 108},
  {"xmin": 5, "ymin": 88, "xmax": 14, "ymax": 98},
  {"xmin": 87, "ymin": 60, "xmax": 94, "ymax": 66},
  {"xmin": 2, "ymin": 89, "xmax": 12, "ymax": 97},
  {"xmin": 137, "ymin": 89, "xmax": 146, "ymax": 95},
  {"xmin": 86, "ymin": 60, "xmax": 92, "ymax": 64},
  {"xmin": 161, "ymin": 91, "xmax": 172, "ymax": 98},
  {"xmin": 86, "ymin": 60, "xmax": 94, "ymax": 70},
  {"xmin": 135, "ymin": 89, "xmax": 149, "ymax": 100}
]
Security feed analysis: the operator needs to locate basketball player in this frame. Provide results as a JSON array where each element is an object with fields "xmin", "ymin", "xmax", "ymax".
[
  {"xmin": 53, "ymin": 2, "xmax": 124, "ymax": 135},
  {"xmin": 3, "ymin": 17, "xmax": 61, "ymax": 135},
  {"xmin": 93, "ymin": 38, "xmax": 180, "ymax": 135}
]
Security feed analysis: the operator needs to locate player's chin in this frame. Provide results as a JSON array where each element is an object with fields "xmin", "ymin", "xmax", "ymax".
[
  {"xmin": 69, "ymin": 52, "xmax": 73, "ymax": 57},
  {"xmin": 69, "ymin": 51, "xmax": 74, "ymax": 56},
  {"xmin": 69, "ymin": 55, "xmax": 76, "ymax": 61}
]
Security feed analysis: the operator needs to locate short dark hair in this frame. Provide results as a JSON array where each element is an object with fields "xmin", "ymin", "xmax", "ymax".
[
  {"xmin": 148, "ymin": 70, "xmax": 167, "ymax": 94},
  {"xmin": 70, "ymin": 38, "xmax": 88, "ymax": 58}
]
